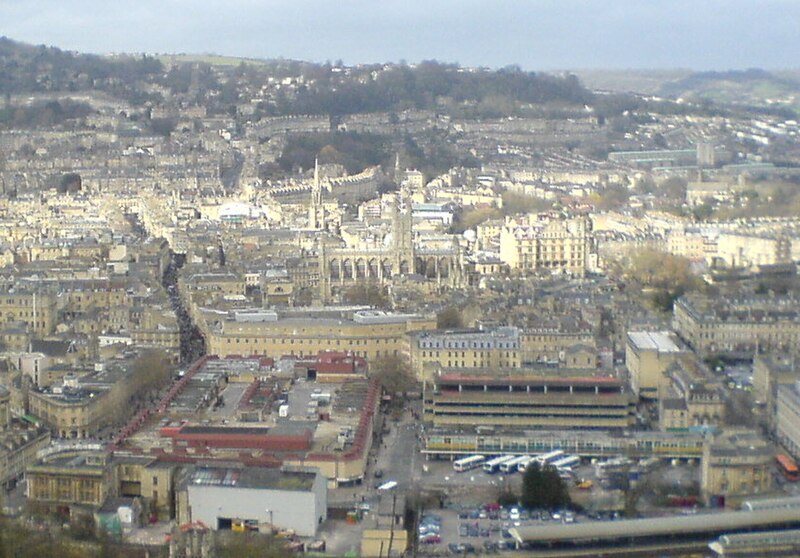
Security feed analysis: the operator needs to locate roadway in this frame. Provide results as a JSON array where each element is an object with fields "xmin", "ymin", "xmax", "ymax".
[{"xmin": 374, "ymin": 403, "xmax": 422, "ymax": 490}]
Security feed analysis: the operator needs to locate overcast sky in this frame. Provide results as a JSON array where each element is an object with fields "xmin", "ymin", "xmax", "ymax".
[{"xmin": 0, "ymin": 0, "xmax": 797, "ymax": 70}]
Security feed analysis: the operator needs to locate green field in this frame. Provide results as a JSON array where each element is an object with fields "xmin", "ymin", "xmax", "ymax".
[{"xmin": 156, "ymin": 53, "xmax": 269, "ymax": 66}]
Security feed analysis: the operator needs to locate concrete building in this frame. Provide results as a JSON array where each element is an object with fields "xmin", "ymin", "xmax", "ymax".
[
  {"xmin": 625, "ymin": 331, "xmax": 687, "ymax": 399},
  {"xmin": 177, "ymin": 466, "xmax": 327, "ymax": 537},
  {"xmin": 423, "ymin": 367, "xmax": 634, "ymax": 430},
  {"xmin": 701, "ymin": 430, "xmax": 773, "ymax": 507}
]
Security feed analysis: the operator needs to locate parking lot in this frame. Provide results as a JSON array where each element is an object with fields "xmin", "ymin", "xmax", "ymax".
[
  {"xmin": 416, "ymin": 502, "xmax": 586, "ymax": 555},
  {"xmin": 412, "ymin": 456, "xmax": 706, "ymax": 554}
]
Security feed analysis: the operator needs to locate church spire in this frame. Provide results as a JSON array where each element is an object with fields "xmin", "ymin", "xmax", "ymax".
[{"xmin": 309, "ymin": 158, "xmax": 323, "ymax": 230}]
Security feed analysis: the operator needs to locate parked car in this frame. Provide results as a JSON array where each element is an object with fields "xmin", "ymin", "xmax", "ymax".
[{"xmin": 421, "ymin": 534, "xmax": 441, "ymax": 544}]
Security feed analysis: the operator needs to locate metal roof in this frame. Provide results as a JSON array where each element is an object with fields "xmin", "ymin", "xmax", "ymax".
[
  {"xmin": 512, "ymin": 508, "xmax": 800, "ymax": 544},
  {"xmin": 628, "ymin": 331, "xmax": 682, "ymax": 353}
]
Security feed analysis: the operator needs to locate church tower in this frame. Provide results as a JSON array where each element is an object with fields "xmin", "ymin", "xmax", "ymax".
[{"xmin": 391, "ymin": 191, "xmax": 414, "ymax": 274}]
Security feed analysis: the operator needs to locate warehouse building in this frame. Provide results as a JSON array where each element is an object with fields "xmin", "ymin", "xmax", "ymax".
[{"xmin": 177, "ymin": 466, "xmax": 327, "ymax": 537}]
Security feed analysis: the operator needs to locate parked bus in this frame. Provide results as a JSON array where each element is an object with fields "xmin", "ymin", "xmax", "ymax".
[
  {"xmin": 595, "ymin": 457, "xmax": 632, "ymax": 478},
  {"xmin": 499, "ymin": 455, "xmax": 530, "ymax": 474},
  {"xmin": 517, "ymin": 455, "xmax": 538, "ymax": 473},
  {"xmin": 483, "ymin": 455, "xmax": 517, "ymax": 474},
  {"xmin": 551, "ymin": 455, "xmax": 581, "ymax": 471},
  {"xmin": 534, "ymin": 450, "xmax": 565, "ymax": 466},
  {"xmin": 776, "ymin": 453, "xmax": 799, "ymax": 482},
  {"xmin": 453, "ymin": 455, "xmax": 485, "ymax": 473}
]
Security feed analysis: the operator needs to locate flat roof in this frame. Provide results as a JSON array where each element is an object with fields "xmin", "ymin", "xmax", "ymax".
[
  {"xmin": 188, "ymin": 466, "xmax": 315, "ymax": 491},
  {"xmin": 512, "ymin": 508, "xmax": 800, "ymax": 544},
  {"xmin": 628, "ymin": 331, "xmax": 682, "ymax": 353},
  {"xmin": 437, "ymin": 373, "xmax": 622, "ymax": 386},
  {"xmin": 178, "ymin": 425, "xmax": 309, "ymax": 437}
]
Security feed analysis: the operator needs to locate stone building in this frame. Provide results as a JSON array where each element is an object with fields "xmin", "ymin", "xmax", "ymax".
[
  {"xmin": 701, "ymin": 430, "xmax": 773, "ymax": 507},
  {"xmin": 200, "ymin": 307, "xmax": 435, "ymax": 362},
  {"xmin": 26, "ymin": 450, "xmax": 111, "ymax": 515},
  {"xmin": 658, "ymin": 360, "xmax": 726, "ymax": 432},
  {"xmin": 753, "ymin": 352, "xmax": 800, "ymax": 433},
  {"xmin": 499, "ymin": 215, "xmax": 595, "ymax": 277},
  {"xmin": 673, "ymin": 294, "xmax": 800, "ymax": 356},
  {"xmin": 409, "ymin": 326, "xmax": 521, "ymax": 381},
  {"xmin": 318, "ymin": 191, "xmax": 465, "ymax": 302}
]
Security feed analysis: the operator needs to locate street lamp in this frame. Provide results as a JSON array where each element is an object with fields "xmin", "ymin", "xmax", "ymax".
[{"xmin": 265, "ymin": 509, "xmax": 273, "ymax": 533}]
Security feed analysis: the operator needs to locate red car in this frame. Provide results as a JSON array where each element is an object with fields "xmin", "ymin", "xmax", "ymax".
[{"xmin": 421, "ymin": 534, "xmax": 441, "ymax": 544}]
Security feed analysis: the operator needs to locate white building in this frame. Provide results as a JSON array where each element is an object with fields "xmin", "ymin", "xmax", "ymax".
[{"xmin": 179, "ymin": 466, "xmax": 327, "ymax": 537}]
